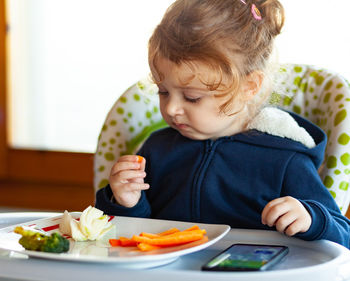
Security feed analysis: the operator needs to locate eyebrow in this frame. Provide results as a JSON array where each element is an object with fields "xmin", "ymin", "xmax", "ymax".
[
  {"xmin": 178, "ymin": 85, "xmax": 209, "ymax": 92},
  {"xmin": 157, "ymin": 82, "xmax": 212, "ymax": 94}
]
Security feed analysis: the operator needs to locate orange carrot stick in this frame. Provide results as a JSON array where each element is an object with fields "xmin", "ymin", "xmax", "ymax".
[
  {"xmin": 119, "ymin": 236, "xmax": 138, "ymax": 247},
  {"xmin": 164, "ymin": 229, "xmax": 206, "ymax": 237},
  {"xmin": 132, "ymin": 229, "xmax": 205, "ymax": 246},
  {"xmin": 136, "ymin": 155, "xmax": 144, "ymax": 163},
  {"xmin": 109, "ymin": 239, "xmax": 121, "ymax": 247},
  {"xmin": 156, "ymin": 227, "xmax": 180, "ymax": 236},
  {"xmin": 137, "ymin": 243, "xmax": 161, "ymax": 252},
  {"xmin": 139, "ymin": 232, "xmax": 160, "ymax": 239},
  {"xmin": 184, "ymin": 225, "xmax": 200, "ymax": 231}
]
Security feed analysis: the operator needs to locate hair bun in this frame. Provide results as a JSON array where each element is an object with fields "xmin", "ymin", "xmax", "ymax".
[{"xmin": 259, "ymin": 0, "xmax": 285, "ymax": 37}]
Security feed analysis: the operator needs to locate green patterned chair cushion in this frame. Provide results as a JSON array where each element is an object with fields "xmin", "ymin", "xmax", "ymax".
[
  {"xmin": 270, "ymin": 64, "xmax": 350, "ymax": 214},
  {"xmin": 94, "ymin": 64, "xmax": 350, "ymax": 215}
]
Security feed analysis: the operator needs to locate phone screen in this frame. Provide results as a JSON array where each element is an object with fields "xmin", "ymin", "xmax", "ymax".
[{"xmin": 202, "ymin": 244, "xmax": 289, "ymax": 271}]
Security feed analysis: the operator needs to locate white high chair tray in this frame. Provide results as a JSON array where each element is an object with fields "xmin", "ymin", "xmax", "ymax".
[{"xmin": 0, "ymin": 212, "xmax": 350, "ymax": 281}]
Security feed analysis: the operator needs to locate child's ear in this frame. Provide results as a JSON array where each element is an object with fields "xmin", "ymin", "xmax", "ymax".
[{"xmin": 242, "ymin": 71, "xmax": 264, "ymax": 101}]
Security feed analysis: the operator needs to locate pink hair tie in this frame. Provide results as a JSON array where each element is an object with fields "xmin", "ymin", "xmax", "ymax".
[
  {"xmin": 239, "ymin": 1, "xmax": 262, "ymax": 21},
  {"xmin": 251, "ymin": 4, "xmax": 262, "ymax": 20}
]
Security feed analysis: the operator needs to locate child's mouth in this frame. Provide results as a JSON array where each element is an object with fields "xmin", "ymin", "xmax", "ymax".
[{"xmin": 174, "ymin": 122, "xmax": 189, "ymax": 130}]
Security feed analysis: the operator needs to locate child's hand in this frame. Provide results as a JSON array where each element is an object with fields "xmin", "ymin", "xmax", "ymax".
[
  {"xmin": 109, "ymin": 155, "xmax": 149, "ymax": 208},
  {"xmin": 261, "ymin": 196, "xmax": 312, "ymax": 236}
]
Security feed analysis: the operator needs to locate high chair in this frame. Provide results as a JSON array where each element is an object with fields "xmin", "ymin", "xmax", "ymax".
[{"xmin": 94, "ymin": 64, "xmax": 350, "ymax": 215}]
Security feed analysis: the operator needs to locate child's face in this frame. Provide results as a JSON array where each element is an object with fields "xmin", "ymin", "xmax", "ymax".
[{"xmin": 153, "ymin": 57, "xmax": 250, "ymax": 140}]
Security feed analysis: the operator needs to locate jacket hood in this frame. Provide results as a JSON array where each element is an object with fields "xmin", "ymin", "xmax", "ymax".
[{"xmin": 232, "ymin": 107, "xmax": 327, "ymax": 169}]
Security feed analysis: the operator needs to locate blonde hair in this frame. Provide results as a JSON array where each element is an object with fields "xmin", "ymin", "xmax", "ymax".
[{"xmin": 148, "ymin": 0, "xmax": 285, "ymax": 114}]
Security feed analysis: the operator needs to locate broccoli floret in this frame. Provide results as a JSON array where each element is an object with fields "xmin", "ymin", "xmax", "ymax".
[
  {"xmin": 14, "ymin": 226, "xmax": 70, "ymax": 253},
  {"xmin": 41, "ymin": 232, "xmax": 70, "ymax": 253}
]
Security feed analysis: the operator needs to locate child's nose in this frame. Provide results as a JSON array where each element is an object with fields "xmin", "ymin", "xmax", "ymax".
[{"xmin": 165, "ymin": 95, "xmax": 184, "ymax": 116}]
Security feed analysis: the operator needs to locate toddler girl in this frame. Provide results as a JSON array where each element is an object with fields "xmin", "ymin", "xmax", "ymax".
[{"xmin": 96, "ymin": 0, "xmax": 350, "ymax": 248}]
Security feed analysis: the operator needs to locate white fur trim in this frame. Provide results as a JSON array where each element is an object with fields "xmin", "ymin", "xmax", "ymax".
[{"xmin": 247, "ymin": 107, "xmax": 316, "ymax": 148}]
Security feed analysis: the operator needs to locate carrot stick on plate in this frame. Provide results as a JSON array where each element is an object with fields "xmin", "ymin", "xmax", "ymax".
[
  {"xmin": 109, "ymin": 239, "xmax": 121, "ymax": 247},
  {"xmin": 137, "ymin": 243, "xmax": 161, "ymax": 252},
  {"xmin": 139, "ymin": 232, "xmax": 160, "ymax": 239},
  {"xmin": 184, "ymin": 225, "xmax": 200, "ymax": 231},
  {"xmin": 156, "ymin": 227, "xmax": 180, "ymax": 236},
  {"xmin": 109, "ymin": 225, "xmax": 207, "ymax": 251},
  {"xmin": 119, "ymin": 236, "xmax": 138, "ymax": 247},
  {"xmin": 132, "ymin": 229, "xmax": 206, "ymax": 246}
]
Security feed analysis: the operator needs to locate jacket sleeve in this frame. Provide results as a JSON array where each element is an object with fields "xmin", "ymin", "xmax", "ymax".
[
  {"xmin": 95, "ymin": 184, "xmax": 151, "ymax": 218},
  {"xmin": 282, "ymin": 152, "xmax": 350, "ymax": 248}
]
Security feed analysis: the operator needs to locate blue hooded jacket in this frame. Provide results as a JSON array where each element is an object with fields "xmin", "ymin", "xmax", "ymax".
[{"xmin": 96, "ymin": 109, "xmax": 350, "ymax": 248}]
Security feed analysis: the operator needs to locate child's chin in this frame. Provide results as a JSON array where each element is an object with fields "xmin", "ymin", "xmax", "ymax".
[{"xmin": 178, "ymin": 130, "xmax": 210, "ymax": 141}]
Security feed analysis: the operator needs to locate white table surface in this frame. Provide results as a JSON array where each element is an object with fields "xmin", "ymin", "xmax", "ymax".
[{"xmin": 1, "ymin": 212, "xmax": 350, "ymax": 281}]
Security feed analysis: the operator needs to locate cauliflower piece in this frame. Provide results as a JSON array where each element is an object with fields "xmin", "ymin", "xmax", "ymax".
[
  {"xmin": 59, "ymin": 206, "xmax": 115, "ymax": 242},
  {"xmin": 59, "ymin": 210, "xmax": 73, "ymax": 236}
]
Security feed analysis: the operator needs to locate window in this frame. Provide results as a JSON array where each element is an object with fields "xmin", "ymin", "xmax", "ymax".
[
  {"xmin": 6, "ymin": 0, "xmax": 175, "ymax": 153},
  {"xmin": 6, "ymin": 0, "xmax": 349, "ymax": 154}
]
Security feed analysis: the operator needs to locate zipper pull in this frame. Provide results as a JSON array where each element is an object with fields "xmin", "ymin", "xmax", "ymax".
[{"xmin": 206, "ymin": 139, "xmax": 214, "ymax": 153}]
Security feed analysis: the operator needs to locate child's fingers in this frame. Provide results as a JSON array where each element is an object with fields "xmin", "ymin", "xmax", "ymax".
[
  {"xmin": 261, "ymin": 200, "xmax": 290, "ymax": 227},
  {"xmin": 262, "ymin": 197, "xmax": 288, "ymax": 212},
  {"xmin": 111, "ymin": 170, "xmax": 146, "ymax": 182},
  {"xmin": 261, "ymin": 198, "xmax": 281, "ymax": 224},
  {"xmin": 118, "ymin": 155, "xmax": 141, "ymax": 163},
  {"xmin": 284, "ymin": 219, "xmax": 305, "ymax": 237},
  {"xmin": 110, "ymin": 161, "xmax": 141, "ymax": 176},
  {"xmin": 122, "ymin": 182, "xmax": 150, "ymax": 192},
  {"xmin": 261, "ymin": 197, "xmax": 293, "ymax": 224},
  {"xmin": 262, "ymin": 196, "xmax": 311, "ymax": 236},
  {"xmin": 130, "ymin": 176, "xmax": 146, "ymax": 184},
  {"xmin": 111, "ymin": 155, "xmax": 145, "ymax": 175},
  {"xmin": 274, "ymin": 211, "xmax": 297, "ymax": 234},
  {"xmin": 125, "ymin": 155, "xmax": 146, "ymax": 167}
]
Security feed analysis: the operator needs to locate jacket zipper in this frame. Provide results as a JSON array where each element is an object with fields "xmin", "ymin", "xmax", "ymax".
[{"xmin": 191, "ymin": 139, "xmax": 216, "ymax": 221}]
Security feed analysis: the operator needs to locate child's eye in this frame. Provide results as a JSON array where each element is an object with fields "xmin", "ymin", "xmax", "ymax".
[
  {"xmin": 158, "ymin": 91, "xmax": 169, "ymax": 96},
  {"xmin": 184, "ymin": 96, "xmax": 201, "ymax": 103}
]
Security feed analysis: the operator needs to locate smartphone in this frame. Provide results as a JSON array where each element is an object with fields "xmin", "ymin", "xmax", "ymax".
[{"xmin": 201, "ymin": 243, "xmax": 289, "ymax": 271}]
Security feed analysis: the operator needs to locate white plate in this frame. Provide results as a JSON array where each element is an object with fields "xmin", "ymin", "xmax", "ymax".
[{"xmin": 0, "ymin": 213, "xmax": 230, "ymax": 268}]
